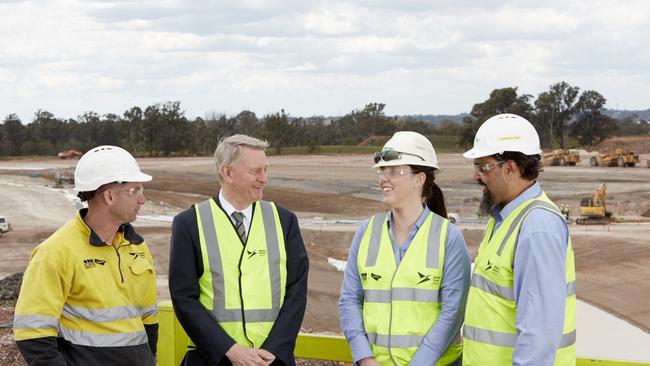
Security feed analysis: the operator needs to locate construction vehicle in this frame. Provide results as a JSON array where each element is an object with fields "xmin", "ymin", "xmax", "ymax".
[
  {"xmin": 542, "ymin": 149, "xmax": 580, "ymax": 166},
  {"xmin": 54, "ymin": 167, "xmax": 75, "ymax": 187},
  {"xmin": 57, "ymin": 149, "xmax": 83, "ymax": 159},
  {"xmin": 576, "ymin": 182, "xmax": 613, "ymax": 225},
  {"xmin": 0, "ymin": 215, "xmax": 11, "ymax": 237},
  {"xmin": 589, "ymin": 148, "xmax": 640, "ymax": 167}
]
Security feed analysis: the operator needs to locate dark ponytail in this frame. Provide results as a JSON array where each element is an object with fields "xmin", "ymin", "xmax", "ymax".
[{"xmin": 410, "ymin": 165, "xmax": 448, "ymax": 218}]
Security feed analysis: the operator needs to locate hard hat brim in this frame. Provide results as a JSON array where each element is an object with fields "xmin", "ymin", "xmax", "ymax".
[{"xmin": 372, "ymin": 156, "xmax": 438, "ymax": 169}]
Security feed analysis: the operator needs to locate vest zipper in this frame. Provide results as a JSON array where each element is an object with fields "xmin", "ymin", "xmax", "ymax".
[
  {"xmin": 237, "ymin": 243, "xmax": 253, "ymax": 346},
  {"xmin": 113, "ymin": 245, "xmax": 124, "ymax": 283},
  {"xmin": 388, "ymin": 267, "xmax": 399, "ymax": 366}
]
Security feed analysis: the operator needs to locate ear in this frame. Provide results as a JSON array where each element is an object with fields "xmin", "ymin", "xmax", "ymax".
[
  {"xmin": 100, "ymin": 189, "xmax": 114, "ymax": 206},
  {"xmin": 219, "ymin": 164, "xmax": 233, "ymax": 183},
  {"xmin": 504, "ymin": 161, "xmax": 521, "ymax": 177},
  {"xmin": 415, "ymin": 172, "xmax": 426, "ymax": 187}
]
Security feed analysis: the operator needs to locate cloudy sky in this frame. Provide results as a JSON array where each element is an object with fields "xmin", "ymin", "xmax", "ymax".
[{"xmin": 1, "ymin": 0, "xmax": 649, "ymax": 122}]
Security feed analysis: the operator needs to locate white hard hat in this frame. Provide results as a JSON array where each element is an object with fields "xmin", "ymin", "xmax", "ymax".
[
  {"xmin": 373, "ymin": 131, "xmax": 439, "ymax": 169},
  {"xmin": 462, "ymin": 113, "xmax": 541, "ymax": 159},
  {"xmin": 74, "ymin": 145, "xmax": 152, "ymax": 192}
]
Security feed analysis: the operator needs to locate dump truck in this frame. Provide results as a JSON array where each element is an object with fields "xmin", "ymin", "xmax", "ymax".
[
  {"xmin": 57, "ymin": 149, "xmax": 83, "ymax": 159},
  {"xmin": 589, "ymin": 148, "xmax": 640, "ymax": 167},
  {"xmin": 576, "ymin": 182, "xmax": 613, "ymax": 225},
  {"xmin": 542, "ymin": 149, "xmax": 581, "ymax": 166}
]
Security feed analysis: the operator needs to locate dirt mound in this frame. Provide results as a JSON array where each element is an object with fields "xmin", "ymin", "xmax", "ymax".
[
  {"xmin": 0, "ymin": 273, "xmax": 22, "ymax": 302},
  {"xmin": 593, "ymin": 136, "xmax": 650, "ymax": 154}
]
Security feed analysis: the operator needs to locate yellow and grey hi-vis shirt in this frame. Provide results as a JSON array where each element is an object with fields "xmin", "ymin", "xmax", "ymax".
[{"xmin": 13, "ymin": 209, "xmax": 158, "ymax": 366}]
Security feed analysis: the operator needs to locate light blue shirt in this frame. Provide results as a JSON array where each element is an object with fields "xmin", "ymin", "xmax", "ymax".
[
  {"xmin": 338, "ymin": 206, "xmax": 471, "ymax": 365},
  {"xmin": 490, "ymin": 182, "xmax": 569, "ymax": 366}
]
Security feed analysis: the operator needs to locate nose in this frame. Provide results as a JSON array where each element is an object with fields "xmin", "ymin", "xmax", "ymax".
[
  {"xmin": 258, "ymin": 170, "xmax": 268, "ymax": 184},
  {"xmin": 137, "ymin": 193, "xmax": 146, "ymax": 205}
]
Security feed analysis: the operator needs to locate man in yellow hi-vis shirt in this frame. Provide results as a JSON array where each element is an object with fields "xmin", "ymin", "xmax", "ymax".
[{"xmin": 13, "ymin": 145, "xmax": 158, "ymax": 366}]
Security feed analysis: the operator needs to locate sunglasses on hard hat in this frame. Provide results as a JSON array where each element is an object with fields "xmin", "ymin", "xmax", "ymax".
[{"xmin": 373, "ymin": 149, "xmax": 424, "ymax": 164}]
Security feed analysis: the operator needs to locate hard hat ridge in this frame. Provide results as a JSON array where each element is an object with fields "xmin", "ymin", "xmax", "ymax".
[
  {"xmin": 462, "ymin": 113, "xmax": 541, "ymax": 159},
  {"xmin": 74, "ymin": 145, "xmax": 152, "ymax": 193},
  {"xmin": 373, "ymin": 131, "xmax": 439, "ymax": 169}
]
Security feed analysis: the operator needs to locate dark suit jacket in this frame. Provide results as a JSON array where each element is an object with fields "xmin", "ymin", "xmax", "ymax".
[{"xmin": 169, "ymin": 197, "xmax": 309, "ymax": 366}]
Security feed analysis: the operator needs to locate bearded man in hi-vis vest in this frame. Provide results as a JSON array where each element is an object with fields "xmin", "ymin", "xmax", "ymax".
[
  {"xmin": 462, "ymin": 114, "xmax": 576, "ymax": 365},
  {"xmin": 169, "ymin": 135, "xmax": 309, "ymax": 366}
]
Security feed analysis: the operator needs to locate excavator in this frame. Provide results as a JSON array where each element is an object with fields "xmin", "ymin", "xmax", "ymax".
[{"xmin": 576, "ymin": 182, "xmax": 613, "ymax": 225}]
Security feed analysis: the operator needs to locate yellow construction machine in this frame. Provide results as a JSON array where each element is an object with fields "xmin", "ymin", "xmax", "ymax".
[
  {"xmin": 542, "ymin": 149, "xmax": 580, "ymax": 166},
  {"xmin": 576, "ymin": 182, "xmax": 613, "ymax": 225},
  {"xmin": 589, "ymin": 148, "xmax": 640, "ymax": 167}
]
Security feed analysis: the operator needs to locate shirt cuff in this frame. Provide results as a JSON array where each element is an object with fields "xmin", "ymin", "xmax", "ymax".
[{"xmin": 349, "ymin": 334, "xmax": 374, "ymax": 363}]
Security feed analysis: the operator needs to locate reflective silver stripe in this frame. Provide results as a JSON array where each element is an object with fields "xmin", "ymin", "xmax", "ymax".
[
  {"xmin": 367, "ymin": 332, "xmax": 423, "ymax": 348},
  {"xmin": 463, "ymin": 325, "xmax": 517, "ymax": 348},
  {"xmin": 260, "ymin": 201, "xmax": 281, "ymax": 320},
  {"xmin": 197, "ymin": 200, "xmax": 229, "ymax": 321},
  {"xmin": 59, "ymin": 326, "xmax": 147, "ymax": 347},
  {"xmin": 62, "ymin": 304, "xmax": 147, "ymax": 322},
  {"xmin": 464, "ymin": 326, "xmax": 576, "ymax": 349},
  {"xmin": 560, "ymin": 330, "xmax": 576, "ymax": 348},
  {"xmin": 13, "ymin": 314, "xmax": 59, "ymax": 330},
  {"xmin": 141, "ymin": 304, "xmax": 158, "ymax": 318},
  {"xmin": 567, "ymin": 280, "xmax": 576, "ymax": 296},
  {"xmin": 426, "ymin": 214, "xmax": 444, "ymax": 269},
  {"xmin": 364, "ymin": 288, "xmax": 439, "ymax": 303},
  {"xmin": 470, "ymin": 273, "xmax": 515, "ymax": 301},
  {"xmin": 365, "ymin": 212, "xmax": 387, "ymax": 267},
  {"xmin": 197, "ymin": 200, "xmax": 281, "ymax": 323},
  {"xmin": 497, "ymin": 200, "xmax": 562, "ymax": 256}
]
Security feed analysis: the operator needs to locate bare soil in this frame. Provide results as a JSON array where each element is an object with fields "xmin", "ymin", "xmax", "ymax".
[{"xmin": 1, "ymin": 148, "xmax": 650, "ymax": 363}]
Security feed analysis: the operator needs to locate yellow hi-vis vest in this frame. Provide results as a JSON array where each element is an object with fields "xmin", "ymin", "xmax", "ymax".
[
  {"xmin": 463, "ymin": 193, "xmax": 576, "ymax": 365},
  {"xmin": 192, "ymin": 199, "xmax": 287, "ymax": 348},
  {"xmin": 358, "ymin": 211, "xmax": 462, "ymax": 366}
]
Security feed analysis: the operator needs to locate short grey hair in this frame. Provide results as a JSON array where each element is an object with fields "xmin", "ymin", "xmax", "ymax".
[{"xmin": 214, "ymin": 134, "xmax": 269, "ymax": 182}]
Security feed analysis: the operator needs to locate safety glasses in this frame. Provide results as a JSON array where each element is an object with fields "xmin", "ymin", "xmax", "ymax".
[
  {"xmin": 473, "ymin": 161, "xmax": 504, "ymax": 176},
  {"xmin": 373, "ymin": 149, "xmax": 424, "ymax": 164}
]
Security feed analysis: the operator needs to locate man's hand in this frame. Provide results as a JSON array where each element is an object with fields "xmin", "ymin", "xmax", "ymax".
[
  {"xmin": 358, "ymin": 357, "xmax": 381, "ymax": 366},
  {"xmin": 225, "ymin": 344, "xmax": 267, "ymax": 366},
  {"xmin": 257, "ymin": 348, "xmax": 276, "ymax": 365}
]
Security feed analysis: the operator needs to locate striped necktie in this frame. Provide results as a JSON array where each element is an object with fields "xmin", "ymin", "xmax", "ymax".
[{"xmin": 231, "ymin": 211, "xmax": 247, "ymax": 243}]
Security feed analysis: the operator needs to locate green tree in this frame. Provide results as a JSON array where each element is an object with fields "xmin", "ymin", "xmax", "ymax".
[
  {"xmin": 459, "ymin": 87, "xmax": 533, "ymax": 148},
  {"xmin": 534, "ymin": 81, "xmax": 579, "ymax": 148},
  {"xmin": 263, "ymin": 109, "xmax": 293, "ymax": 154},
  {"xmin": 1, "ymin": 114, "xmax": 25, "ymax": 156},
  {"xmin": 569, "ymin": 90, "xmax": 616, "ymax": 145}
]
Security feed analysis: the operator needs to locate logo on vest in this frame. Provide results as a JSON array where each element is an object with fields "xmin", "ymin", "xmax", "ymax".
[
  {"xmin": 360, "ymin": 272, "xmax": 367, "ymax": 282},
  {"xmin": 485, "ymin": 260, "xmax": 500, "ymax": 275},
  {"xmin": 417, "ymin": 272, "xmax": 431, "ymax": 284},
  {"xmin": 246, "ymin": 249, "xmax": 267, "ymax": 259},
  {"xmin": 370, "ymin": 272, "xmax": 382, "ymax": 281},
  {"xmin": 83, "ymin": 258, "xmax": 106, "ymax": 269},
  {"xmin": 129, "ymin": 251, "xmax": 146, "ymax": 260}
]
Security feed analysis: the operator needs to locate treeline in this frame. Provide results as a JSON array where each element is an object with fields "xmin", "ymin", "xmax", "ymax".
[
  {"xmin": 0, "ymin": 102, "xmax": 458, "ymax": 157},
  {"xmin": 1, "ymin": 81, "xmax": 648, "ymax": 157}
]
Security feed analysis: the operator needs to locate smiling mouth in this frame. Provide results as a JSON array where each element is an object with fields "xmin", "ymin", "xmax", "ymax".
[{"xmin": 382, "ymin": 187, "xmax": 393, "ymax": 192}]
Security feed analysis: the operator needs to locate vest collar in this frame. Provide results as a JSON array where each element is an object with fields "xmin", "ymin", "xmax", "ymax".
[
  {"xmin": 76, "ymin": 208, "xmax": 144, "ymax": 247},
  {"xmin": 218, "ymin": 190, "xmax": 253, "ymax": 221},
  {"xmin": 491, "ymin": 181, "xmax": 542, "ymax": 222}
]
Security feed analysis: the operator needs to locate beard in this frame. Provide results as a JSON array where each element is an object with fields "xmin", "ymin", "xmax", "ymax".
[{"xmin": 477, "ymin": 181, "xmax": 495, "ymax": 217}]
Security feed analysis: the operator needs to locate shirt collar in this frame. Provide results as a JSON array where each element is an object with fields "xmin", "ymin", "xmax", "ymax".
[
  {"xmin": 218, "ymin": 190, "xmax": 253, "ymax": 220},
  {"xmin": 491, "ymin": 181, "xmax": 542, "ymax": 221},
  {"xmin": 387, "ymin": 205, "xmax": 430, "ymax": 230},
  {"xmin": 76, "ymin": 208, "xmax": 144, "ymax": 247}
]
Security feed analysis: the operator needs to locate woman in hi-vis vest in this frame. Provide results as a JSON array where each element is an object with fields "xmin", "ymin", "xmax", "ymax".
[{"xmin": 339, "ymin": 131, "xmax": 471, "ymax": 366}]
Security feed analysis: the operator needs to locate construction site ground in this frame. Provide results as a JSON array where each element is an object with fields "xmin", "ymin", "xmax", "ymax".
[{"xmin": 1, "ymin": 151, "xmax": 649, "ymax": 364}]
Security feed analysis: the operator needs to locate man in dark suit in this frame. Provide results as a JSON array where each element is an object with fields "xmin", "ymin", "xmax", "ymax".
[{"xmin": 169, "ymin": 134, "xmax": 309, "ymax": 366}]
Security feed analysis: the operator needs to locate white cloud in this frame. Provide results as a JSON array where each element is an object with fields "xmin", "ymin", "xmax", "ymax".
[{"xmin": 1, "ymin": 0, "xmax": 650, "ymax": 122}]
